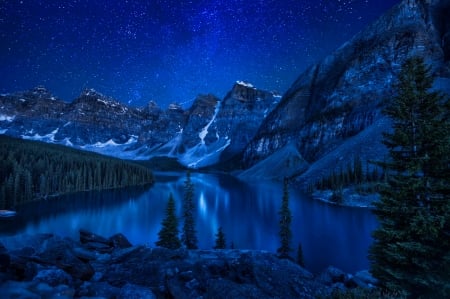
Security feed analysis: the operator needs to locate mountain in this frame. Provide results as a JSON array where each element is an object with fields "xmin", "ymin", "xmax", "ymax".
[
  {"xmin": 240, "ymin": 0, "xmax": 450, "ymax": 184},
  {"xmin": 0, "ymin": 82, "xmax": 280, "ymax": 168}
]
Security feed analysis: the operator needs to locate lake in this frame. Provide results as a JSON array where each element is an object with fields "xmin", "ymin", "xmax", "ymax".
[{"xmin": 0, "ymin": 172, "xmax": 378, "ymax": 274}]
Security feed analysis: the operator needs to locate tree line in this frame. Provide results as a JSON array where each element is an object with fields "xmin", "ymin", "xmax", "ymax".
[{"xmin": 0, "ymin": 136, "xmax": 154, "ymax": 209}]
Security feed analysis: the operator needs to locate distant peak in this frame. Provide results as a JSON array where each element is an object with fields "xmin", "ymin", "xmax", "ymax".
[
  {"xmin": 235, "ymin": 81, "xmax": 256, "ymax": 89},
  {"xmin": 81, "ymin": 88, "xmax": 104, "ymax": 97},
  {"xmin": 168, "ymin": 103, "xmax": 183, "ymax": 111}
]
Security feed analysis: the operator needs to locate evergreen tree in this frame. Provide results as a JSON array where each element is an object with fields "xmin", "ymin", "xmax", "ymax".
[
  {"xmin": 369, "ymin": 57, "xmax": 450, "ymax": 298},
  {"xmin": 181, "ymin": 171, "xmax": 198, "ymax": 249},
  {"xmin": 277, "ymin": 178, "xmax": 292, "ymax": 258},
  {"xmin": 214, "ymin": 227, "xmax": 226, "ymax": 249},
  {"xmin": 297, "ymin": 243, "xmax": 305, "ymax": 267},
  {"xmin": 156, "ymin": 193, "xmax": 181, "ymax": 250}
]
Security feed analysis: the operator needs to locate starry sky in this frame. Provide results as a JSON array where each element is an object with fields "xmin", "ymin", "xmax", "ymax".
[{"xmin": 1, "ymin": 0, "xmax": 399, "ymax": 108}]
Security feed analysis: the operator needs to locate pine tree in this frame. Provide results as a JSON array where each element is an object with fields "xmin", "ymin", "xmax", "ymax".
[
  {"xmin": 214, "ymin": 227, "xmax": 226, "ymax": 249},
  {"xmin": 277, "ymin": 178, "xmax": 292, "ymax": 258},
  {"xmin": 181, "ymin": 171, "xmax": 198, "ymax": 249},
  {"xmin": 369, "ymin": 57, "xmax": 450, "ymax": 298},
  {"xmin": 297, "ymin": 243, "xmax": 305, "ymax": 267},
  {"xmin": 156, "ymin": 193, "xmax": 181, "ymax": 250}
]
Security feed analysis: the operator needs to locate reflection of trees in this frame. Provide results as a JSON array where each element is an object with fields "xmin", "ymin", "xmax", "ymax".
[{"xmin": 0, "ymin": 187, "xmax": 149, "ymax": 235}]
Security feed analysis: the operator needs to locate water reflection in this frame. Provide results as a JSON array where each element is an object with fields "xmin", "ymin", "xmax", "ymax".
[{"xmin": 0, "ymin": 172, "xmax": 378, "ymax": 274}]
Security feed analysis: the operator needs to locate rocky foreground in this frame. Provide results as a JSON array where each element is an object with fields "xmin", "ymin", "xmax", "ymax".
[{"xmin": 0, "ymin": 230, "xmax": 377, "ymax": 298}]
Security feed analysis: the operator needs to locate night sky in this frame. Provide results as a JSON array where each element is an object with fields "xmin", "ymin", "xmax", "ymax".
[{"xmin": 1, "ymin": 0, "xmax": 399, "ymax": 108}]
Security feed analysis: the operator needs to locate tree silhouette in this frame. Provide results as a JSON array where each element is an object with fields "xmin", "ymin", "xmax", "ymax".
[
  {"xmin": 214, "ymin": 227, "xmax": 226, "ymax": 249},
  {"xmin": 156, "ymin": 193, "xmax": 181, "ymax": 249},
  {"xmin": 369, "ymin": 57, "xmax": 450, "ymax": 298},
  {"xmin": 277, "ymin": 178, "xmax": 292, "ymax": 258}
]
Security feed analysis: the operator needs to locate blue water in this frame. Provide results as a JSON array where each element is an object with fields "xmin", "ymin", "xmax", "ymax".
[{"xmin": 0, "ymin": 172, "xmax": 378, "ymax": 274}]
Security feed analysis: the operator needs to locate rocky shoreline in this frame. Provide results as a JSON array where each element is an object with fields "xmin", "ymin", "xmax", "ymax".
[{"xmin": 0, "ymin": 230, "xmax": 377, "ymax": 298}]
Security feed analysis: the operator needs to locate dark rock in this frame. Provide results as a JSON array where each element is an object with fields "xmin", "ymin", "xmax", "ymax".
[
  {"xmin": 119, "ymin": 283, "xmax": 157, "ymax": 299},
  {"xmin": 109, "ymin": 233, "xmax": 132, "ymax": 249},
  {"xmin": 32, "ymin": 268, "xmax": 72, "ymax": 287},
  {"xmin": 77, "ymin": 281, "xmax": 120, "ymax": 298},
  {"xmin": 345, "ymin": 275, "xmax": 370, "ymax": 289},
  {"xmin": 0, "ymin": 281, "xmax": 41, "ymax": 299},
  {"xmin": 82, "ymin": 241, "xmax": 113, "ymax": 253},
  {"xmin": 8, "ymin": 254, "xmax": 37, "ymax": 281},
  {"xmin": 72, "ymin": 246, "xmax": 97, "ymax": 261},
  {"xmin": 318, "ymin": 266, "xmax": 346, "ymax": 285},
  {"xmin": 355, "ymin": 269, "xmax": 378, "ymax": 286},
  {"xmin": 79, "ymin": 229, "xmax": 110, "ymax": 245},
  {"xmin": 37, "ymin": 235, "xmax": 94, "ymax": 281},
  {"xmin": 10, "ymin": 246, "xmax": 35, "ymax": 257},
  {"xmin": 111, "ymin": 245, "xmax": 143, "ymax": 263},
  {"xmin": 0, "ymin": 242, "xmax": 10, "ymax": 272}
]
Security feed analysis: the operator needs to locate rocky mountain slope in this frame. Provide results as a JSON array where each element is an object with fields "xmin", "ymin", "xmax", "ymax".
[
  {"xmin": 0, "ymin": 82, "xmax": 279, "ymax": 168},
  {"xmin": 241, "ymin": 0, "xmax": 450, "ymax": 184}
]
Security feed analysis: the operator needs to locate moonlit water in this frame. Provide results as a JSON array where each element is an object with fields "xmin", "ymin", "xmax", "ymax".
[{"xmin": 0, "ymin": 172, "xmax": 378, "ymax": 274}]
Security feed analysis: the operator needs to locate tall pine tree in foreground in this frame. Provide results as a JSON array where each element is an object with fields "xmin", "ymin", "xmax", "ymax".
[
  {"xmin": 369, "ymin": 57, "xmax": 450, "ymax": 298},
  {"xmin": 278, "ymin": 178, "xmax": 292, "ymax": 258},
  {"xmin": 181, "ymin": 171, "xmax": 198, "ymax": 249},
  {"xmin": 156, "ymin": 193, "xmax": 181, "ymax": 249}
]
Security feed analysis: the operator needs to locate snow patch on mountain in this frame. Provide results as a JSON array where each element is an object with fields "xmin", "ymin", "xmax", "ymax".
[
  {"xmin": 199, "ymin": 101, "xmax": 221, "ymax": 144},
  {"xmin": 22, "ymin": 128, "xmax": 59, "ymax": 142}
]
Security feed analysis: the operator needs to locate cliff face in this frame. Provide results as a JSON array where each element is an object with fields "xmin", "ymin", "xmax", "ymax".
[{"xmin": 242, "ymin": 0, "xmax": 450, "ymax": 179}]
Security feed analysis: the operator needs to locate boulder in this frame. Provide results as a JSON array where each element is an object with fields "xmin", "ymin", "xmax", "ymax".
[
  {"xmin": 72, "ymin": 246, "xmax": 97, "ymax": 261},
  {"xmin": 37, "ymin": 235, "xmax": 94, "ymax": 281},
  {"xmin": 355, "ymin": 269, "xmax": 378, "ymax": 286},
  {"xmin": 79, "ymin": 229, "xmax": 110, "ymax": 245},
  {"xmin": 0, "ymin": 242, "xmax": 10, "ymax": 271},
  {"xmin": 109, "ymin": 233, "xmax": 132, "ymax": 249},
  {"xmin": 317, "ymin": 266, "xmax": 346, "ymax": 285},
  {"xmin": 76, "ymin": 281, "xmax": 120, "ymax": 298},
  {"xmin": 33, "ymin": 268, "xmax": 72, "ymax": 287},
  {"xmin": 118, "ymin": 283, "xmax": 157, "ymax": 299}
]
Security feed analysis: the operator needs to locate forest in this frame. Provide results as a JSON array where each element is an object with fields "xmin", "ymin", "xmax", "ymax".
[{"xmin": 0, "ymin": 135, "xmax": 154, "ymax": 209}]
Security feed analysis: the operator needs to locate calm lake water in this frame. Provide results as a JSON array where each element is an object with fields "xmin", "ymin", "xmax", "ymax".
[{"xmin": 0, "ymin": 172, "xmax": 378, "ymax": 274}]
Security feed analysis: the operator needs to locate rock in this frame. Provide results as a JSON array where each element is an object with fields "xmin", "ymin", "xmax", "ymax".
[
  {"xmin": 33, "ymin": 268, "xmax": 72, "ymax": 287},
  {"xmin": 345, "ymin": 275, "xmax": 370, "ymax": 289},
  {"xmin": 82, "ymin": 241, "xmax": 113, "ymax": 253},
  {"xmin": 37, "ymin": 235, "xmax": 94, "ymax": 281},
  {"xmin": 0, "ymin": 242, "xmax": 10, "ymax": 272},
  {"xmin": 0, "ymin": 281, "xmax": 40, "ymax": 299},
  {"xmin": 355, "ymin": 269, "xmax": 378, "ymax": 286},
  {"xmin": 72, "ymin": 246, "xmax": 97, "ymax": 261},
  {"xmin": 118, "ymin": 283, "xmax": 157, "ymax": 299},
  {"xmin": 77, "ymin": 281, "xmax": 120, "ymax": 298},
  {"xmin": 8, "ymin": 254, "xmax": 37, "ymax": 281},
  {"xmin": 109, "ymin": 233, "xmax": 132, "ymax": 249},
  {"xmin": 111, "ymin": 246, "xmax": 143, "ymax": 263},
  {"xmin": 79, "ymin": 229, "xmax": 110, "ymax": 245},
  {"xmin": 318, "ymin": 266, "xmax": 346, "ymax": 285}
]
